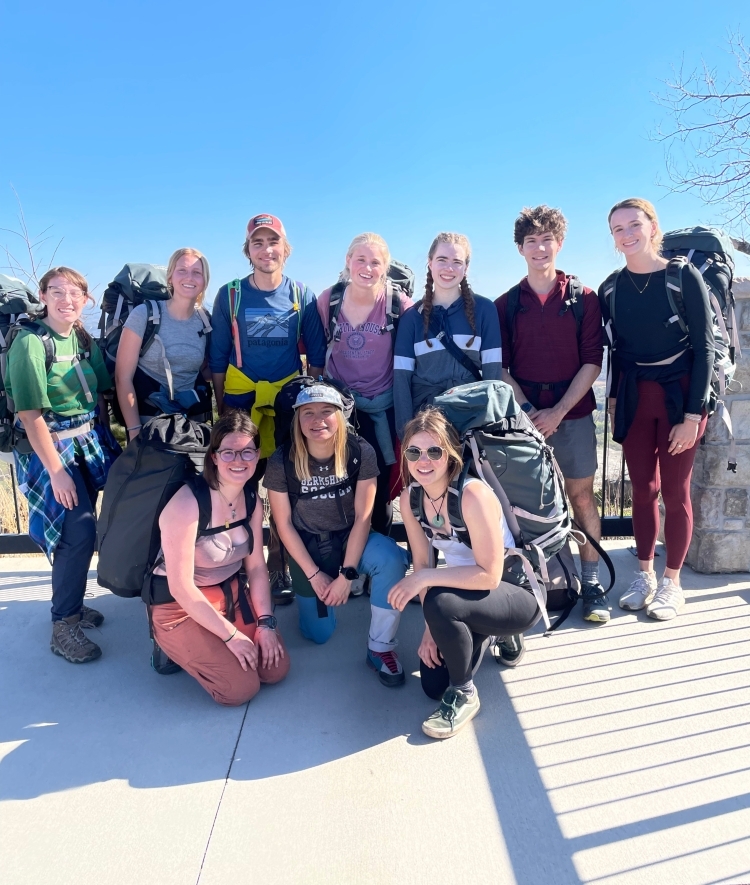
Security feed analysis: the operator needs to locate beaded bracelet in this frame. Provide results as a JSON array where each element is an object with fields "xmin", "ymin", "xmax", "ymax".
[{"xmin": 223, "ymin": 627, "xmax": 238, "ymax": 643}]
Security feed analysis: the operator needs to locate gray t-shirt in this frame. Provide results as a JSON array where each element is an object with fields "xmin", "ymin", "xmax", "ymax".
[
  {"xmin": 123, "ymin": 301, "xmax": 209, "ymax": 392},
  {"xmin": 264, "ymin": 437, "xmax": 379, "ymax": 534}
]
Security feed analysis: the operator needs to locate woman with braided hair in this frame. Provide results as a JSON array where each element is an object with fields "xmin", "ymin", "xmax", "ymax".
[{"xmin": 393, "ymin": 232, "xmax": 502, "ymax": 437}]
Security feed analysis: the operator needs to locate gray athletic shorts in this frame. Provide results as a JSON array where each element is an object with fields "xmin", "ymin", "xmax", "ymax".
[{"xmin": 546, "ymin": 413, "xmax": 598, "ymax": 480}]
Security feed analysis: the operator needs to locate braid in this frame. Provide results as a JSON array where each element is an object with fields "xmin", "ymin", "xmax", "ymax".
[
  {"xmin": 460, "ymin": 277, "xmax": 476, "ymax": 347},
  {"xmin": 422, "ymin": 268, "xmax": 435, "ymax": 348}
]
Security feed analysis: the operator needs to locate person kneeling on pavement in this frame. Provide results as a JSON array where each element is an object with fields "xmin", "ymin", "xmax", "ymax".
[
  {"xmin": 266, "ymin": 383, "xmax": 409, "ymax": 687},
  {"xmin": 389, "ymin": 408, "xmax": 544, "ymax": 740},
  {"xmin": 149, "ymin": 410, "xmax": 290, "ymax": 706}
]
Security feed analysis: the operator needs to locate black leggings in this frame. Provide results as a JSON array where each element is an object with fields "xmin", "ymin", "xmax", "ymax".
[
  {"xmin": 356, "ymin": 407, "xmax": 397, "ymax": 536},
  {"xmin": 421, "ymin": 582, "xmax": 540, "ymax": 698}
]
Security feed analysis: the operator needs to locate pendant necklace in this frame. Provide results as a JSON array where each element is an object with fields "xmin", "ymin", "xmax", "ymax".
[
  {"xmin": 425, "ymin": 489, "xmax": 448, "ymax": 528},
  {"xmin": 626, "ymin": 269, "xmax": 653, "ymax": 294},
  {"xmin": 217, "ymin": 487, "xmax": 236, "ymax": 529}
]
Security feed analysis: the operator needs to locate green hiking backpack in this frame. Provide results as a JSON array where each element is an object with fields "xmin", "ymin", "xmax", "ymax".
[{"xmin": 423, "ymin": 380, "xmax": 576, "ymax": 631}]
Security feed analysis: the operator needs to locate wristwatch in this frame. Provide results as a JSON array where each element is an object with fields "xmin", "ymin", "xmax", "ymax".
[
  {"xmin": 521, "ymin": 402, "xmax": 533, "ymax": 414},
  {"xmin": 340, "ymin": 566, "xmax": 360, "ymax": 581},
  {"xmin": 256, "ymin": 615, "xmax": 278, "ymax": 631}
]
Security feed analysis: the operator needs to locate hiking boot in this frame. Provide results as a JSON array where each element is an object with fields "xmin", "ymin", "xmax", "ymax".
[
  {"xmin": 582, "ymin": 582, "xmax": 610, "ymax": 624},
  {"xmin": 271, "ymin": 571, "xmax": 295, "ymax": 606},
  {"xmin": 366, "ymin": 648, "xmax": 405, "ymax": 687},
  {"xmin": 79, "ymin": 604, "xmax": 104, "ymax": 629},
  {"xmin": 619, "ymin": 570, "xmax": 658, "ymax": 610},
  {"xmin": 646, "ymin": 577, "xmax": 685, "ymax": 621},
  {"xmin": 151, "ymin": 640, "xmax": 182, "ymax": 675},
  {"xmin": 50, "ymin": 615, "xmax": 102, "ymax": 663},
  {"xmin": 494, "ymin": 633, "xmax": 525, "ymax": 667},
  {"xmin": 422, "ymin": 687, "xmax": 480, "ymax": 740}
]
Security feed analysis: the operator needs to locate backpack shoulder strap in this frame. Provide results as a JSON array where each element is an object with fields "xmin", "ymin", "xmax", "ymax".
[
  {"xmin": 503, "ymin": 284, "xmax": 523, "ymax": 355},
  {"xmin": 196, "ymin": 307, "xmax": 212, "ymax": 335},
  {"xmin": 139, "ymin": 300, "xmax": 161, "ymax": 356},
  {"xmin": 17, "ymin": 319, "xmax": 56, "ymax": 373},
  {"xmin": 446, "ymin": 461, "xmax": 472, "ymax": 548},
  {"xmin": 385, "ymin": 280, "xmax": 402, "ymax": 343},
  {"xmin": 282, "ymin": 441, "xmax": 302, "ymax": 506},
  {"xmin": 565, "ymin": 276, "xmax": 585, "ymax": 337},
  {"xmin": 665, "ymin": 257, "xmax": 689, "ymax": 335},
  {"xmin": 187, "ymin": 474, "xmax": 214, "ymax": 534},
  {"xmin": 425, "ymin": 309, "xmax": 482, "ymax": 381},
  {"xmin": 347, "ymin": 434, "xmax": 362, "ymax": 484},
  {"xmin": 327, "ymin": 281, "xmax": 346, "ymax": 344}
]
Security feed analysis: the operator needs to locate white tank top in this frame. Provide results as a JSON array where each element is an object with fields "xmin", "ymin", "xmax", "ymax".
[{"xmin": 429, "ymin": 478, "xmax": 515, "ymax": 567}]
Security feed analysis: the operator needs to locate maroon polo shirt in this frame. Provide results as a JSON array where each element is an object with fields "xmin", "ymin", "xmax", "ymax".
[{"xmin": 495, "ymin": 271, "xmax": 603, "ymax": 419}]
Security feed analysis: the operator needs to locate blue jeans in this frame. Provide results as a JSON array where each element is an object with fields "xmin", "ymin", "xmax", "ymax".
[
  {"xmin": 294, "ymin": 532, "xmax": 408, "ymax": 651},
  {"xmin": 51, "ymin": 462, "xmax": 98, "ymax": 621}
]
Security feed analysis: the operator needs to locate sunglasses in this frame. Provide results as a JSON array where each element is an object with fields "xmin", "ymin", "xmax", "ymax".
[
  {"xmin": 404, "ymin": 446, "xmax": 445, "ymax": 462},
  {"xmin": 216, "ymin": 448, "xmax": 258, "ymax": 463}
]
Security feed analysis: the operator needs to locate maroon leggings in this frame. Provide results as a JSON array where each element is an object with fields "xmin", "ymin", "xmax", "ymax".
[{"xmin": 622, "ymin": 380, "xmax": 707, "ymax": 570}]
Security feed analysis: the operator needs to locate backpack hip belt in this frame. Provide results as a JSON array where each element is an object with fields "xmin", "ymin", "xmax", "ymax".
[
  {"xmin": 50, "ymin": 421, "xmax": 93, "ymax": 442},
  {"xmin": 512, "ymin": 376, "xmax": 575, "ymax": 410}
]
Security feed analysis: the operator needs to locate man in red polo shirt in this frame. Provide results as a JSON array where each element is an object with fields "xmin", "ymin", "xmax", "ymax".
[{"xmin": 496, "ymin": 206, "xmax": 608, "ymax": 624}]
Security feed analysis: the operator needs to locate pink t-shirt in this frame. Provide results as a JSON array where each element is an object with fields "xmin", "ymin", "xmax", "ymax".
[{"xmin": 317, "ymin": 286, "xmax": 414, "ymax": 398}]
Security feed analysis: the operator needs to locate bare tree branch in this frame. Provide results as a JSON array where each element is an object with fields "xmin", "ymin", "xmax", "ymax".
[
  {"xmin": 0, "ymin": 187, "xmax": 64, "ymax": 288},
  {"xmin": 653, "ymin": 31, "xmax": 750, "ymax": 241}
]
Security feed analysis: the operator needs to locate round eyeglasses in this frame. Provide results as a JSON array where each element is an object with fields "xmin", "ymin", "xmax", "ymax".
[
  {"xmin": 216, "ymin": 448, "xmax": 258, "ymax": 463},
  {"xmin": 404, "ymin": 445, "xmax": 445, "ymax": 462}
]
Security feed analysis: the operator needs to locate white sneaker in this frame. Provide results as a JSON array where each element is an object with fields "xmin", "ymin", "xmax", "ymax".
[
  {"xmin": 646, "ymin": 577, "xmax": 685, "ymax": 621},
  {"xmin": 619, "ymin": 571, "xmax": 658, "ymax": 610}
]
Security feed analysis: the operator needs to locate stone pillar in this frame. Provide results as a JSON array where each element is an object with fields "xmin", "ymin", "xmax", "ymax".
[{"xmin": 687, "ymin": 277, "xmax": 750, "ymax": 572}]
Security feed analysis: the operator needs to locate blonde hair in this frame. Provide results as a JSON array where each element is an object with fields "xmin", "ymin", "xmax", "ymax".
[
  {"xmin": 166, "ymin": 248, "xmax": 210, "ymax": 307},
  {"xmin": 400, "ymin": 407, "xmax": 463, "ymax": 488},
  {"xmin": 38, "ymin": 266, "xmax": 94, "ymax": 348},
  {"xmin": 608, "ymin": 198, "xmax": 664, "ymax": 252},
  {"xmin": 423, "ymin": 232, "xmax": 475, "ymax": 347},
  {"xmin": 291, "ymin": 408, "xmax": 349, "ymax": 483},
  {"xmin": 339, "ymin": 232, "xmax": 391, "ymax": 284}
]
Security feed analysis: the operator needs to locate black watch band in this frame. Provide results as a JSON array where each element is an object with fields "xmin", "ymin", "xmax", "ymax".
[
  {"xmin": 257, "ymin": 615, "xmax": 278, "ymax": 630},
  {"xmin": 340, "ymin": 566, "xmax": 359, "ymax": 581}
]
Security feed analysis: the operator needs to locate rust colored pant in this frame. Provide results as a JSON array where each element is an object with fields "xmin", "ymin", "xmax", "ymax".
[{"xmin": 150, "ymin": 580, "xmax": 290, "ymax": 706}]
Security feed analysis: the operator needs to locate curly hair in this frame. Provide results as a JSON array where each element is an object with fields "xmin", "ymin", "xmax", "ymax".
[
  {"xmin": 38, "ymin": 266, "xmax": 94, "ymax": 349},
  {"xmin": 513, "ymin": 205, "xmax": 568, "ymax": 246},
  {"xmin": 422, "ymin": 232, "xmax": 475, "ymax": 348}
]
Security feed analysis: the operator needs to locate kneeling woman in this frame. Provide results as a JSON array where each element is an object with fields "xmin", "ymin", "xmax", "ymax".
[
  {"xmin": 266, "ymin": 384, "xmax": 409, "ymax": 687},
  {"xmin": 389, "ymin": 409, "xmax": 542, "ymax": 739},
  {"xmin": 151, "ymin": 410, "xmax": 289, "ymax": 706}
]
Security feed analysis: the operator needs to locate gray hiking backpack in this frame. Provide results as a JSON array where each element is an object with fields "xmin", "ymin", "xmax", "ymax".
[{"xmin": 428, "ymin": 380, "xmax": 575, "ymax": 631}]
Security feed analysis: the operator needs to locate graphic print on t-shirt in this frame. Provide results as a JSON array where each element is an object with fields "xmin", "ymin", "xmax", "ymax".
[
  {"xmin": 244, "ymin": 306, "xmax": 297, "ymax": 347},
  {"xmin": 300, "ymin": 468, "xmax": 353, "ymax": 500},
  {"xmin": 338, "ymin": 321, "xmax": 382, "ymax": 361}
]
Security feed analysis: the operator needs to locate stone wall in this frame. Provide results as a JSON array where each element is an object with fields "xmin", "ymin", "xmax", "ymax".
[{"xmin": 687, "ymin": 277, "xmax": 750, "ymax": 572}]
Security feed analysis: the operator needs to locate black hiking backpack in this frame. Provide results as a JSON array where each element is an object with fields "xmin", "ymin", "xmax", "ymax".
[
  {"xmin": 96, "ymin": 413, "xmax": 212, "ymax": 598},
  {"xmin": 273, "ymin": 375, "xmax": 357, "ymax": 449},
  {"xmin": 600, "ymin": 227, "xmax": 741, "ymax": 470}
]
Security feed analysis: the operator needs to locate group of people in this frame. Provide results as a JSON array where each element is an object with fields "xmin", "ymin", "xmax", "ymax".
[{"xmin": 7, "ymin": 197, "xmax": 715, "ymax": 739}]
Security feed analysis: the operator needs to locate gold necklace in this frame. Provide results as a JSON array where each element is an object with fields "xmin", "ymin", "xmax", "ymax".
[
  {"xmin": 216, "ymin": 487, "xmax": 236, "ymax": 529},
  {"xmin": 626, "ymin": 269, "xmax": 653, "ymax": 295}
]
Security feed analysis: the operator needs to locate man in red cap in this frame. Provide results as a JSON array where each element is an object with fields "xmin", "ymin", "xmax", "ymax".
[{"xmin": 209, "ymin": 214, "xmax": 326, "ymax": 603}]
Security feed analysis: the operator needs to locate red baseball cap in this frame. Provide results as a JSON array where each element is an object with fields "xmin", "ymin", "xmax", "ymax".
[{"xmin": 246, "ymin": 214, "xmax": 287, "ymax": 239}]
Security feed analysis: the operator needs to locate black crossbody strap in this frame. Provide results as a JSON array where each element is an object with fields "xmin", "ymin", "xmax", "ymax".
[{"xmin": 425, "ymin": 310, "xmax": 481, "ymax": 381}]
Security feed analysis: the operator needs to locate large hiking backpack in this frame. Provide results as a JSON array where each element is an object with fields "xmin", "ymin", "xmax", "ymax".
[
  {"xmin": 98, "ymin": 263, "xmax": 212, "ymax": 420},
  {"xmin": 324, "ymin": 260, "xmax": 415, "ymax": 370},
  {"xmin": 0, "ymin": 276, "xmax": 46, "ymax": 451},
  {"xmin": 601, "ymin": 227, "xmax": 741, "ymax": 470},
  {"xmin": 425, "ymin": 380, "xmax": 611, "ymax": 632},
  {"xmin": 273, "ymin": 375, "xmax": 356, "ymax": 449},
  {"xmin": 96, "ymin": 414, "xmax": 211, "ymax": 597}
]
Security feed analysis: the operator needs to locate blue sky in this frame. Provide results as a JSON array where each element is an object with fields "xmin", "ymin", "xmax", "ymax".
[{"xmin": 2, "ymin": 0, "xmax": 748, "ymax": 314}]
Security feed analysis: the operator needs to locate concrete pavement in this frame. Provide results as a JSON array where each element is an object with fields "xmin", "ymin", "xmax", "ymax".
[{"xmin": 1, "ymin": 540, "xmax": 749, "ymax": 885}]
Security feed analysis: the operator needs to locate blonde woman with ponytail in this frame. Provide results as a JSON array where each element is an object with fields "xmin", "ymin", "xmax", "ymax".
[{"xmin": 393, "ymin": 232, "xmax": 502, "ymax": 438}]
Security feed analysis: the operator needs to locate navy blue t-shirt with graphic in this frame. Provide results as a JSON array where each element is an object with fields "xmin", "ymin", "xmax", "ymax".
[{"xmin": 208, "ymin": 275, "xmax": 327, "ymax": 382}]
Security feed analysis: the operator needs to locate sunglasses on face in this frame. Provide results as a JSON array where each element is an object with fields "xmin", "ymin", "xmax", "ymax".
[
  {"xmin": 216, "ymin": 448, "xmax": 258, "ymax": 463},
  {"xmin": 404, "ymin": 446, "xmax": 445, "ymax": 462}
]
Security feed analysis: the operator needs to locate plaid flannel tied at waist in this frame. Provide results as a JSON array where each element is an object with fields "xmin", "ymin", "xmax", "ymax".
[{"xmin": 13, "ymin": 411, "xmax": 121, "ymax": 559}]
